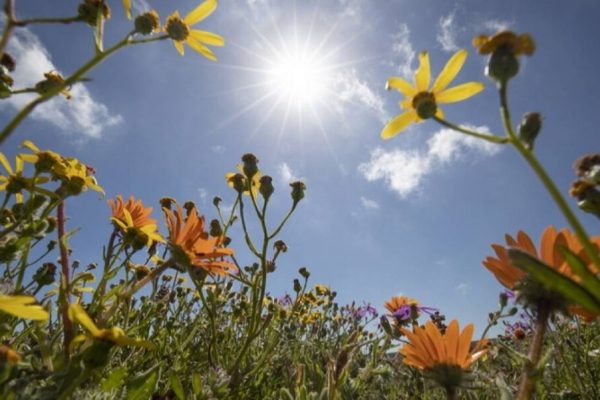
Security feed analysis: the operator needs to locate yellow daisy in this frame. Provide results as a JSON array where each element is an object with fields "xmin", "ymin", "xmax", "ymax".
[
  {"xmin": 381, "ymin": 49, "xmax": 484, "ymax": 139},
  {"xmin": 164, "ymin": 0, "xmax": 224, "ymax": 60}
]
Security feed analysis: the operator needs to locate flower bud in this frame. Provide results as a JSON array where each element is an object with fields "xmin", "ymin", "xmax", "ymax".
[
  {"xmin": 209, "ymin": 219, "xmax": 223, "ymax": 237},
  {"xmin": 298, "ymin": 267, "xmax": 310, "ymax": 279},
  {"xmin": 574, "ymin": 154, "xmax": 600, "ymax": 183},
  {"xmin": 259, "ymin": 175, "xmax": 274, "ymax": 200},
  {"xmin": 134, "ymin": 10, "xmax": 160, "ymax": 35},
  {"xmin": 32, "ymin": 262, "xmax": 57, "ymax": 287},
  {"xmin": 78, "ymin": 0, "xmax": 111, "ymax": 26},
  {"xmin": 183, "ymin": 201, "xmax": 196, "ymax": 217},
  {"xmin": 213, "ymin": 196, "xmax": 222, "ymax": 207},
  {"xmin": 290, "ymin": 181, "xmax": 306, "ymax": 206},
  {"xmin": 274, "ymin": 240, "xmax": 288, "ymax": 253},
  {"xmin": 293, "ymin": 278, "xmax": 302, "ymax": 293},
  {"xmin": 486, "ymin": 46, "xmax": 519, "ymax": 82},
  {"xmin": 159, "ymin": 197, "xmax": 176, "ymax": 210},
  {"xmin": 241, "ymin": 153, "xmax": 259, "ymax": 179},
  {"xmin": 266, "ymin": 260, "xmax": 276, "ymax": 273},
  {"xmin": 229, "ymin": 173, "xmax": 246, "ymax": 194},
  {"xmin": 518, "ymin": 112, "xmax": 542, "ymax": 150}
]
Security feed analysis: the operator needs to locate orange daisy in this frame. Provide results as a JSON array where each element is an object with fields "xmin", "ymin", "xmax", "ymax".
[
  {"xmin": 163, "ymin": 202, "xmax": 236, "ymax": 276},
  {"xmin": 400, "ymin": 320, "xmax": 487, "ymax": 370},
  {"xmin": 108, "ymin": 195, "xmax": 164, "ymax": 247},
  {"xmin": 482, "ymin": 226, "xmax": 600, "ymax": 320}
]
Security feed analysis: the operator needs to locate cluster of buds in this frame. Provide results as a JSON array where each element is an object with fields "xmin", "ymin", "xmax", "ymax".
[{"xmin": 570, "ymin": 154, "xmax": 600, "ymax": 218}]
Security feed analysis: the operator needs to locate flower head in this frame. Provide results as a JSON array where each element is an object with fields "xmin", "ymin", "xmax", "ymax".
[
  {"xmin": 163, "ymin": 201, "xmax": 236, "ymax": 276},
  {"xmin": 382, "ymin": 49, "xmax": 484, "ymax": 139},
  {"xmin": 108, "ymin": 195, "xmax": 164, "ymax": 248},
  {"xmin": 0, "ymin": 295, "xmax": 49, "ymax": 320},
  {"xmin": 225, "ymin": 165, "xmax": 261, "ymax": 197},
  {"xmin": 482, "ymin": 226, "xmax": 600, "ymax": 320},
  {"xmin": 68, "ymin": 303, "xmax": 153, "ymax": 350},
  {"xmin": 0, "ymin": 153, "xmax": 38, "ymax": 203},
  {"xmin": 164, "ymin": 0, "xmax": 224, "ymax": 60},
  {"xmin": 473, "ymin": 31, "xmax": 535, "ymax": 56}
]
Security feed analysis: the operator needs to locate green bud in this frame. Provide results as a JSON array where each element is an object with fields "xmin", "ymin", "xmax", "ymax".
[
  {"xmin": 486, "ymin": 46, "xmax": 520, "ymax": 82},
  {"xmin": 213, "ymin": 196, "xmax": 222, "ymax": 207},
  {"xmin": 293, "ymin": 278, "xmax": 302, "ymax": 293},
  {"xmin": 518, "ymin": 112, "xmax": 542, "ymax": 150},
  {"xmin": 298, "ymin": 267, "xmax": 310, "ymax": 279},
  {"xmin": 32, "ymin": 262, "xmax": 57, "ymax": 286},
  {"xmin": 259, "ymin": 175, "xmax": 274, "ymax": 200},
  {"xmin": 499, "ymin": 292, "xmax": 509, "ymax": 308},
  {"xmin": 209, "ymin": 219, "xmax": 223, "ymax": 237},
  {"xmin": 290, "ymin": 181, "xmax": 306, "ymax": 206},
  {"xmin": 77, "ymin": 0, "xmax": 111, "ymax": 27},
  {"xmin": 241, "ymin": 153, "xmax": 259, "ymax": 179},
  {"xmin": 159, "ymin": 197, "xmax": 176, "ymax": 210}
]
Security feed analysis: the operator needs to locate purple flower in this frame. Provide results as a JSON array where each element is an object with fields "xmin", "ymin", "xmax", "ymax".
[{"xmin": 276, "ymin": 294, "xmax": 293, "ymax": 306}]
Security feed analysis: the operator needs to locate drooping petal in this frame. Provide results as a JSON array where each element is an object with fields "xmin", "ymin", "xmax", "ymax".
[
  {"xmin": 184, "ymin": 0, "xmax": 217, "ymax": 26},
  {"xmin": 122, "ymin": 0, "xmax": 132, "ymax": 19},
  {"xmin": 380, "ymin": 110, "xmax": 418, "ymax": 139},
  {"xmin": 190, "ymin": 30, "xmax": 225, "ymax": 46},
  {"xmin": 386, "ymin": 77, "xmax": 417, "ymax": 97},
  {"xmin": 187, "ymin": 38, "xmax": 217, "ymax": 61},
  {"xmin": 21, "ymin": 140, "xmax": 41, "ymax": 153},
  {"xmin": 431, "ymin": 49, "xmax": 468, "ymax": 94},
  {"xmin": 68, "ymin": 303, "xmax": 102, "ymax": 337},
  {"xmin": 0, "ymin": 296, "xmax": 49, "ymax": 320},
  {"xmin": 414, "ymin": 51, "xmax": 431, "ymax": 92},
  {"xmin": 435, "ymin": 82, "xmax": 484, "ymax": 104},
  {"xmin": 173, "ymin": 40, "xmax": 185, "ymax": 56}
]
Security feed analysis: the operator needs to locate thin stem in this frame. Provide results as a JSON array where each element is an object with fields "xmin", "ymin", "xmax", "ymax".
[
  {"xmin": 433, "ymin": 116, "xmax": 509, "ymax": 144},
  {"xmin": 268, "ymin": 204, "xmax": 297, "ymax": 240},
  {"xmin": 498, "ymin": 81, "xmax": 600, "ymax": 269},
  {"xmin": 516, "ymin": 304, "xmax": 550, "ymax": 400},
  {"xmin": 0, "ymin": 0, "xmax": 16, "ymax": 61},
  {"xmin": 14, "ymin": 16, "xmax": 81, "ymax": 26},
  {"xmin": 57, "ymin": 201, "xmax": 72, "ymax": 360}
]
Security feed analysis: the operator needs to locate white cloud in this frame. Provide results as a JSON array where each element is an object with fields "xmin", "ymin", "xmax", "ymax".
[
  {"xmin": 391, "ymin": 24, "xmax": 415, "ymax": 77},
  {"xmin": 198, "ymin": 188, "xmax": 208, "ymax": 204},
  {"xmin": 334, "ymin": 69, "xmax": 387, "ymax": 122},
  {"xmin": 360, "ymin": 196, "xmax": 379, "ymax": 210},
  {"xmin": 211, "ymin": 145, "xmax": 225, "ymax": 154},
  {"xmin": 482, "ymin": 19, "xmax": 512, "ymax": 32},
  {"xmin": 358, "ymin": 126, "xmax": 501, "ymax": 198},
  {"xmin": 279, "ymin": 162, "xmax": 300, "ymax": 183},
  {"xmin": 437, "ymin": 12, "xmax": 460, "ymax": 52},
  {"xmin": 338, "ymin": 0, "xmax": 363, "ymax": 20},
  {"xmin": 0, "ymin": 29, "xmax": 121, "ymax": 138},
  {"xmin": 456, "ymin": 282, "xmax": 469, "ymax": 295}
]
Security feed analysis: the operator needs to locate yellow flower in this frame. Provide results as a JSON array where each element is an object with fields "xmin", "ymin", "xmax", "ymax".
[
  {"xmin": 19, "ymin": 140, "xmax": 63, "ymax": 174},
  {"xmin": 400, "ymin": 320, "xmax": 487, "ymax": 370},
  {"xmin": 225, "ymin": 165, "xmax": 261, "ymax": 197},
  {"xmin": 472, "ymin": 31, "xmax": 535, "ymax": 56},
  {"xmin": 164, "ymin": 0, "xmax": 224, "ymax": 60},
  {"xmin": 108, "ymin": 195, "xmax": 164, "ymax": 247},
  {"xmin": 54, "ymin": 157, "xmax": 104, "ymax": 195},
  {"xmin": 68, "ymin": 303, "xmax": 154, "ymax": 349},
  {"xmin": 381, "ymin": 49, "xmax": 484, "ymax": 139},
  {"xmin": 122, "ymin": 0, "xmax": 132, "ymax": 19},
  {"xmin": 0, "ymin": 295, "xmax": 49, "ymax": 320}
]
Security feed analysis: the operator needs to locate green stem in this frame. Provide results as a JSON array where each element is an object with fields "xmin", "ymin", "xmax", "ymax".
[
  {"xmin": 498, "ymin": 82, "xmax": 600, "ymax": 269},
  {"xmin": 57, "ymin": 201, "xmax": 72, "ymax": 360},
  {"xmin": 14, "ymin": 16, "xmax": 81, "ymax": 26},
  {"xmin": 433, "ymin": 116, "xmax": 509, "ymax": 144},
  {"xmin": 0, "ymin": 0, "xmax": 16, "ymax": 61}
]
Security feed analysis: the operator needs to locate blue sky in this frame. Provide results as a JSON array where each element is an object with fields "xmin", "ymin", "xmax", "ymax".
[{"xmin": 1, "ymin": 0, "xmax": 598, "ymax": 333}]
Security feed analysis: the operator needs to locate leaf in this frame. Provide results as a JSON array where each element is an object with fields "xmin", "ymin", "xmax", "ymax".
[
  {"xmin": 508, "ymin": 249, "xmax": 600, "ymax": 314},
  {"xmin": 101, "ymin": 367, "xmax": 128, "ymax": 391},
  {"xmin": 191, "ymin": 373, "xmax": 202, "ymax": 395},
  {"xmin": 126, "ymin": 365, "xmax": 159, "ymax": 400},
  {"xmin": 560, "ymin": 246, "xmax": 600, "ymax": 299},
  {"xmin": 169, "ymin": 372, "xmax": 185, "ymax": 400}
]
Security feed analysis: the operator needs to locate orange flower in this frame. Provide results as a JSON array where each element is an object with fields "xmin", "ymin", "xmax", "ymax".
[
  {"xmin": 108, "ymin": 195, "xmax": 164, "ymax": 247},
  {"xmin": 163, "ymin": 202, "xmax": 236, "ymax": 276},
  {"xmin": 482, "ymin": 226, "xmax": 600, "ymax": 320},
  {"xmin": 400, "ymin": 320, "xmax": 487, "ymax": 370},
  {"xmin": 384, "ymin": 295, "xmax": 418, "ymax": 314}
]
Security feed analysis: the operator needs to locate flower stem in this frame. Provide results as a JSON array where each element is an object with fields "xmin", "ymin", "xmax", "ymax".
[
  {"xmin": 516, "ymin": 304, "xmax": 550, "ymax": 400},
  {"xmin": 57, "ymin": 201, "xmax": 72, "ymax": 360},
  {"xmin": 433, "ymin": 116, "xmax": 509, "ymax": 144},
  {"xmin": 498, "ymin": 81, "xmax": 600, "ymax": 269}
]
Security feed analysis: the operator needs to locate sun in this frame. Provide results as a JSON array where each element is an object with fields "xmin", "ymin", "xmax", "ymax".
[{"xmin": 266, "ymin": 46, "xmax": 331, "ymax": 105}]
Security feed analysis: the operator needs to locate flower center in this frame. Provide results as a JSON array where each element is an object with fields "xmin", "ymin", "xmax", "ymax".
[
  {"xmin": 412, "ymin": 92, "xmax": 437, "ymax": 119},
  {"xmin": 165, "ymin": 17, "xmax": 189, "ymax": 42}
]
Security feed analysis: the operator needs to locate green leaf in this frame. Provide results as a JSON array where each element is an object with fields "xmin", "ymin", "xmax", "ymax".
[
  {"xmin": 508, "ymin": 249, "xmax": 600, "ymax": 314},
  {"xmin": 191, "ymin": 373, "xmax": 202, "ymax": 395},
  {"xmin": 560, "ymin": 246, "xmax": 600, "ymax": 299},
  {"xmin": 169, "ymin": 372, "xmax": 185, "ymax": 400},
  {"xmin": 101, "ymin": 367, "xmax": 128, "ymax": 391},
  {"xmin": 126, "ymin": 365, "xmax": 159, "ymax": 400}
]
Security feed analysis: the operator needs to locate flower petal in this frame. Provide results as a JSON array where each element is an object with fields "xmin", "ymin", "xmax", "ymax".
[
  {"xmin": 431, "ymin": 49, "xmax": 467, "ymax": 94},
  {"xmin": 386, "ymin": 77, "xmax": 417, "ymax": 97},
  {"xmin": 184, "ymin": 0, "xmax": 217, "ymax": 25},
  {"xmin": 436, "ymin": 82, "xmax": 484, "ymax": 104},
  {"xmin": 122, "ymin": 0, "xmax": 132, "ymax": 19},
  {"xmin": 415, "ymin": 51, "xmax": 431, "ymax": 92},
  {"xmin": 21, "ymin": 140, "xmax": 40, "ymax": 153},
  {"xmin": 380, "ymin": 110, "xmax": 418, "ymax": 139},
  {"xmin": 190, "ymin": 30, "xmax": 225, "ymax": 46},
  {"xmin": 0, "ymin": 153, "xmax": 13, "ymax": 174},
  {"xmin": 187, "ymin": 38, "xmax": 217, "ymax": 61},
  {"xmin": 173, "ymin": 40, "xmax": 185, "ymax": 56},
  {"xmin": 68, "ymin": 303, "xmax": 102, "ymax": 338}
]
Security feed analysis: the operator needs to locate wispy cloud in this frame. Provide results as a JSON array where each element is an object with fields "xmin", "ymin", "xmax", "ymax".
[
  {"xmin": 334, "ymin": 69, "xmax": 387, "ymax": 122},
  {"xmin": 360, "ymin": 196, "xmax": 380, "ymax": 210},
  {"xmin": 279, "ymin": 162, "xmax": 300, "ymax": 183},
  {"xmin": 1, "ymin": 29, "xmax": 121, "ymax": 138},
  {"xmin": 391, "ymin": 24, "xmax": 416, "ymax": 77},
  {"xmin": 481, "ymin": 19, "xmax": 513, "ymax": 32},
  {"xmin": 437, "ymin": 12, "xmax": 460, "ymax": 52},
  {"xmin": 358, "ymin": 126, "xmax": 501, "ymax": 198},
  {"xmin": 456, "ymin": 282, "xmax": 469, "ymax": 295}
]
